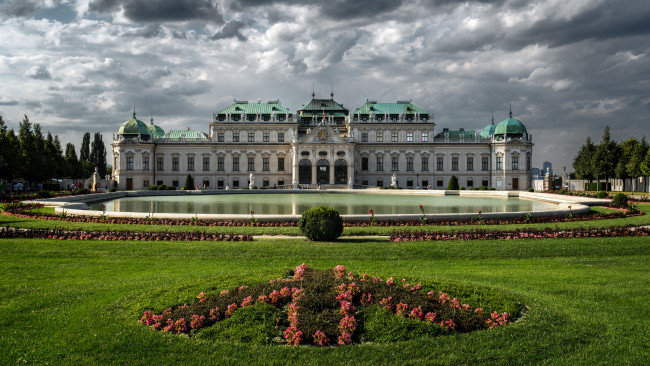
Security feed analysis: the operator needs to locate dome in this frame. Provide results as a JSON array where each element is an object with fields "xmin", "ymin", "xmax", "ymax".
[
  {"xmin": 147, "ymin": 119, "xmax": 165, "ymax": 138},
  {"xmin": 118, "ymin": 115, "xmax": 150, "ymax": 137},
  {"xmin": 494, "ymin": 113, "xmax": 527, "ymax": 136},
  {"xmin": 479, "ymin": 123, "xmax": 496, "ymax": 138}
]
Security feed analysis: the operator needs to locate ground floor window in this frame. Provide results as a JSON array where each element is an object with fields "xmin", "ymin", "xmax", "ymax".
[
  {"xmin": 407, "ymin": 180, "xmax": 413, "ymax": 187},
  {"xmin": 422, "ymin": 180, "xmax": 428, "ymax": 188},
  {"xmin": 233, "ymin": 180, "xmax": 239, "ymax": 188},
  {"xmin": 437, "ymin": 179, "xmax": 443, "ymax": 187},
  {"xmin": 263, "ymin": 180, "xmax": 270, "ymax": 187},
  {"xmin": 361, "ymin": 180, "xmax": 368, "ymax": 186},
  {"xmin": 143, "ymin": 179, "xmax": 149, "ymax": 187},
  {"xmin": 482, "ymin": 180, "xmax": 489, "ymax": 187},
  {"xmin": 203, "ymin": 180, "xmax": 209, "ymax": 188},
  {"xmin": 278, "ymin": 180, "xmax": 284, "ymax": 186},
  {"xmin": 218, "ymin": 180, "xmax": 224, "ymax": 188},
  {"xmin": 467, "ymin": 180, "xmax": 474, "ymax": 187},
  {"xmin": 172, "ymin": 180, "xmax": 179, "ymax": 187},
  {"xmin": 156, "ymin": 180, "xmax": 163, "ymax": 186},
  {"xmin": 377, "ymin": 180, "xmax": 383, "ymax": 187}
]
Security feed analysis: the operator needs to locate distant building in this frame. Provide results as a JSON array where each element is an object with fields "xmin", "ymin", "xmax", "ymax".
[
  {"xmin": 542, "ymin": 161, "xmax": 553, "ymax": 176},
  {"xmin": 111, "ymin": 95, "xmax": 534, "ymax": 191},
  {"xmin": 531, "ymin": 168, "xmax": 541, "ymax": 178}
]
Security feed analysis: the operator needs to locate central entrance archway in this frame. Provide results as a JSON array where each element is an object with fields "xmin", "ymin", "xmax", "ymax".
[
  {"xmin": 299, "ymin": 159, "xmax": 312, "ymax": 184},
  {"xmin": 334, "ymin": 159, "xmax": 347, "ymax": 184},
  {"xmin": 317, "ymin": 159, "xmax": 330, "ymax": 184}
]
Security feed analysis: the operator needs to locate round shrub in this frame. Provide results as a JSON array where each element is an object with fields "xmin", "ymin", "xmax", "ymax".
[
  {"xmin": 596, "ymin": 190, "xmax": 608, "ymax": 199},
  {"xmin": 299, "ymin": 206, "xmax": 343, "ymax": 241},
  {"xmin": 157, "ymin": 184, "xmax": 166, "ymax": 191},
  {"xmin": 166, "ymin": 185, "xmax": 176, "ymax": 190},
  {"xmin": 527, "ymin": 187, "xmax": 534, "ymax": 192},
  {"xmin": 109, "ymin": 187, "xmax": 117, "ymax": 192},
  {"xmin": 37, "ymin": 190, "xmax": 51, "ymax": 198},
  {"xmin": 149, "ymin": 185, "xmax": 158, "ymax": 191},
  {"xmin": 612, "ymin": 193, "xmax": 629, "ymax": 208}
]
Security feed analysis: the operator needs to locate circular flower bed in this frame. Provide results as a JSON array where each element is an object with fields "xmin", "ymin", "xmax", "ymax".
[{"xmin": 140, "ymin": 264, "xmax": 519, "ymax": 346}]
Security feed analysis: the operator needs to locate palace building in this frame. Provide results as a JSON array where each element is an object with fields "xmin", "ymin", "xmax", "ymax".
[{"xmin": 111, "ymin": 94, "xmax": 533, "ymax": 191}]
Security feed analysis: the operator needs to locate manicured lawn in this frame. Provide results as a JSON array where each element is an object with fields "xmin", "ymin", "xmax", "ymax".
[{"xmin": 1, "ymin": 236, "xmax": 648, "ymax": 365}]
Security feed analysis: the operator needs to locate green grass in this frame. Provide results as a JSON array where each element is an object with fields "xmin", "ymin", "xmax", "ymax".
[
  {"xmin": 1, "ymin": 236, "xmax": 648, "ymax": 365},
  {"xmin": 2, "ymin": 203, "xmax": 650, "ymax": 236}
]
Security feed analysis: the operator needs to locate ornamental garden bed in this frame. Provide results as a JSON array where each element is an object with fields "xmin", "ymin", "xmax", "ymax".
[{"xmin": 139, "ymin": 264, "xmax": 519, "ymax": 346}]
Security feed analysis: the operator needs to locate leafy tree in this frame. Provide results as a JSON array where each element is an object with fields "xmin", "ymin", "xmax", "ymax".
[
  {"xmin": 627, "ymin": 137, "xmax": 648, "ymax": 185},
  {"xmin": 80, "ymin": 132, "xmax": 90, "ymax": 162},
  {"xmin": 0, "ymin": 115, "xmax": 9, "ymax": 181},
  {"xmin": 573, "ymin": 137, "xmax": 596, "ymax": 181},
  {"xmin": 64, "ymin": 143, "xmax": 82, "ymax": 179},
  {"xmin": 594, "ymin": 126, "xmax": 619, "ymax": 187},
  {"xmin": 615, "ymin": 138, "xmax": 637, "ymax": 180}
]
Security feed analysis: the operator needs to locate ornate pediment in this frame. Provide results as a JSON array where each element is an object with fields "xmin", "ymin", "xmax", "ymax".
[{"xmin": 299, "ymin": 124, "xmax": 349, "ymax": 145}]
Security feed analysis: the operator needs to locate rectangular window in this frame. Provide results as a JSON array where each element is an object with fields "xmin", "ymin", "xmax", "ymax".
[
  {"xmin": 406, "ymin": 132, "xmax": 413, "ymax": 142},
  {"xmin": 421, "ymin": 132, "xmax": 428, "ymax": 142},
  {"xmin": 407, "ymin": 180, "xmax": 413, "ymax": 187},
  {"xmin": 407, "ymin": 157, "xmax": 413, "ymax": 171},
  {"xmin": 233, "ymin": 132, "xmax": 239, "ymax": 142},
  {"xmin": 142, "ymin": 157, "xmax": 149, "ymax": 171},
  {"xmin": 263, "ymin": 157, "xmax": 270, "ymax": 171},
  {"xmin": 263, "ymin": 132, "xmax": 269, "ymax": 142},
  {"xmin": 203, "ymin": 157, "xmax": 209, "ymax": 171},
  {"xmin": 217, "ymin": 157, "xmax": 224, "ymax": 171},
  {"xmin": 126, "ymin": 156, "xmax": 133, "ymax": 170},
  {"xmin": 421, "ymin": 157, "xmax": 428, "ymax": 171},
  {"xmin": 217, "ymin": 133, "xmax": 224, "ymax": 142},
  {"xmin": 436, "ymin": 157, "xmax": 443, "ymax": 171},
  {"xmin": 512, "ymin": 156, "xmax": 519, "ymax": 170},
  {"xmin": 391, "ymin": 131, "xmax": 398, "ymax": 142},
  {"xmin": 232, "ymin": 157, "xmax": 239, "ymax": 171},
  {"xmin": 482, "ymin": 180, "xmax": 489, "ymax": 187},
  {"xmin": 172, "ymin": 180, "xmax": 179, "ymax": 187},
  {"xmin": 143, "ymin": 179, "xmax": 149, "ymax": 187},
  {"xmin": 278, "ymin": 157, "xmax": 285, "ymax": 171},
  {"xmin": 187, "ymin": 157, "xmax": 194, "ymax": 171},
  {"xmin": 361, "ymin": 157, "xmax": 368, "ymax": 171},
  {"xmin": 437, "ymin": 180, "xmax": 443, "ymax": 187},
  {"xmin": 157, "ymin": 157, "xmax": 164, "ymax": 171},
  {"xmin": 482, "ymin": 157, "xmax": 489, "ymax": 171},
  {"xmin": 362, "ymin": 133, "xmax": 368, "ymax": 142},
  {"xmin": 376, "ymin": 157, "xmax": 383, "ymax": 171},
  {"xmin": 278, "ymin": 133, "xmax": 284, "ymax": 142},
  {"xmin": 497, "ymin": 156, "xmax": 503, "ymax": 170},
  {"xmin": 376, "ymin": 131, "xmax": 383, "ymax": 142},
  {"xmin": 172, "ymin": 157, "xmax": 179, "ymax": 171},
  {"xmin": 452, "ymin": 157, "xmax": 458, "ymax": 171},
  {"xmin": 467, "ymin": 180, "xmax": 474, "ymax": 187},
  {"xmin": 391, "ymin": 157, "xmax": 398, "ymax": 171},
  {"xmin": 248, "ymin": 157, "xmax": 255, "ymax": 171},
  {"xmin": 248, "ymin": 133, "xmax": 254, "ymax": 142},
  {"xmin": 526, "ymin": 155, "xmax": 531, "ymax": 170},
  {"xmin": 263, "ymin": 180, "xmax": 270, "ymax": 187},
  {"xmin": 467, "ymin": 157, "xmax": 473, "ymax": 171},
  {"xmin": 233, "ymin": 180, "xmax": 239, "ymax": 188},
  {"xmin": 377, "ymin": 180, "xmax": 383, "ymax": 187}
]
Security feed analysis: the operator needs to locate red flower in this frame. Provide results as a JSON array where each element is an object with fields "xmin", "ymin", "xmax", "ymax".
[
  {"xmin": 250, "ymin": 210, "xmax": 255, "ymax": 215},
  {"xmin": 369, "ymin": 209, "xmax": 374, "ymax": 215}
]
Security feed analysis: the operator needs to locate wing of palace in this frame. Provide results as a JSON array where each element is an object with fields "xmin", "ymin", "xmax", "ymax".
[{"xmin": 112, "ymin": 95, "xmax": 533, "ymax": 191}]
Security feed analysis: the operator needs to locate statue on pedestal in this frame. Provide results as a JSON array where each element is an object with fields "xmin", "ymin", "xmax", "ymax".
[
  {"xmin": 391, "ymin": 173, "xmax": 397, "ymax": 188},
  {"xmin": 249, "ymin": 173, "xmax": 255, "ymax": 189}
]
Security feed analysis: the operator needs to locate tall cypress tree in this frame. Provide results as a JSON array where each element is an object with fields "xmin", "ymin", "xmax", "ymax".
[
  {"xmin": 90, "ymin": 133, "xmax": 107, "ymax": 179},
  {"xmin": 80, "ymin": 132, "xmax": 90, "ymax": 162},
  {"xmin": 64, "ymin": 143, "xmax": 81, "ymax": 179}
]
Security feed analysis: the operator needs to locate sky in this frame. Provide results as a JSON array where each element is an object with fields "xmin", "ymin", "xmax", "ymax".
[{"xmin": 0, "ymin": 0, "xmax": 648, "ymax": 172}]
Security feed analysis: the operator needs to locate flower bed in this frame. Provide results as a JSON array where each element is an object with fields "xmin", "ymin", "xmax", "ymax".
[
  {"xmin": 389, "ymin": 226, "xmax": 650, "ymax": 242},
  {"xmin": 2, "ymin": 202, "xmax": 640, "ymax": 228},
  {"xmin": 140, "ymin": 264, "xmax": 517, "ymax": 346},
  {"xmin": 0, "ymin": 226, "xmax": 253, "ymax": 242}
]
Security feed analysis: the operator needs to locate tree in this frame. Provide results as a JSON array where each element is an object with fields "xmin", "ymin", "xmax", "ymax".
[
  {"xmin": 447, "ymin": 175, "xmax": 459, "ymax": 190},
  {"xmin": 615, "ymin": 138, "xmax": 638, "ymax": 180},
  {"xmin": 573, "ymin": 137, "xmax": 596, "ymax": 181},
  {"xmin": 90, "ymin": 133, "xmax": 107, "ymax": 179},
  {"xmin": 64, "ymin": 143, "xmax": 82, "ymax": 179},
  {"xmin": 183, "ymin": 174, "xmax": 194, "ymax": 190},
  {"xmin": 627, "ymin": 137, "xmax": 648, "ymax": 190},
  {"xmin": 80, "ymin": 132, "xmax": 90, "ymax": 162},
  {"xmin": 594, "ymin": 126, "xmax": 619, "ymax": 189}
]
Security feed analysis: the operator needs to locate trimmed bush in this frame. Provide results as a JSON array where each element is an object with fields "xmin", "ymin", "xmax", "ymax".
[
  {"xmin": 73, "ymin": 188, "xmax": 88, "ymax": 195},
  {"xmin": 109, "ymin": 187, "xmax": 117, "ymax": 192},
  {"xmin": 166, "ymin": 185, "xmax": 176, "ymax": 191},
  {"xmin": 299, "ymin": 206, "xmax": 343, "ymax": 241},
  {"xmin": 596, "ymin": 190, "xmax": 608, "ymax": 199},
  {"xmin": 183, "ymin": 175, "xmax": 194, "ymax": 190},
  {"xmin": 459, "ymin": 186, "xmax": 465, "ymax": 190},
  {"xmin": 527, "ymin": 188, "xmax": 534, "ymax": 192},
  {"xmin": 447, "ymin": 176, "xmax": 459, "ymax": 190},
  {"xmin": 611, "ymin": 193, "xmax": 629, "ymax": 208},
  {"xmin": 478, "ymin": 186, "xmax": 487, "ymax": 190},
  {"xmin": 148, "ymin": 185, "xmax": 158, "ymax": 191},
  {"xmin": 157, "ymin": 184, "xmax": 166, "ymax": 191},
  {"xmin": 37, "ymin": 190, "xmax": 51, "ymax": 198}
]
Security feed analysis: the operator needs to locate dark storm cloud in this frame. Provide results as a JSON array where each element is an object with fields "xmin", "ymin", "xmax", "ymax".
[
  {"xmin": 0, "ymin": 100, "xmax": 20, "ymax": 106},
  {"xmin": 210, "ymin": 20, "xmax": 248, "ymax": 41},
  {"xmin": 124, "ymin": 24, "xmax": 166, "ymax": 38},
  {"xmin": 0, "ymin": 0, "xmax": 37, "ymax": 17},
  {"xmin": 88, "ymin": 0, "xmax": 224, "ymax": 23},
  {"xmin": 231, "ymin": 0, "xmax": 403, "ymax": 19}
]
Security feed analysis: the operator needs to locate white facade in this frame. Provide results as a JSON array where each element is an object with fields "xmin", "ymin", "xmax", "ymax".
[{"xmin": 112, "ymin": 99, "xmax": 533, "ymax": 191}]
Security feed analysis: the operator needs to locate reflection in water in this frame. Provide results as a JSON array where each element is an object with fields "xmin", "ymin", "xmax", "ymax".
[{"xmin": 96, "ymin": 193, "xmax": 558, "ymax": 215}]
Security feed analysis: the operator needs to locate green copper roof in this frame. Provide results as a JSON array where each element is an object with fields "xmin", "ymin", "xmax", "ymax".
[
  {"xmin": 298, "ymin": 98, "xmax": 348, "ymax": 113},
  {"xmin": 147, "ymin": 121, "xmax": 165, "ymax": 138},
  {"xmin": 479, "ymin": 123, "xmax": 496, "ymax": 138},
  {"xmin": 434, "ymin": 129, "xmax": 478, "ymax": 140},
  {"xmin": 354, "ymin": 101, "xmax": 428, "ymax": 115},
  {"xmin": 165, "ymin": 130, "xmax": 208, "ymax": 141},
  {"xmin": 118, "ymin": 117, "xmax": 150, "ymax": 136},
  {"xmin": 217, "ymin": 101, "xmax": 292, "ymax": 115},
  {"xmin": 494, "ymin": 116, "xmax": 527, "ymax": 136}
]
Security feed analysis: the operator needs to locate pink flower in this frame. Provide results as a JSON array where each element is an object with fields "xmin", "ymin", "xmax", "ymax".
[
  {"xmin": 220, "ymin": 289, "xmax": 230, "ymax": 296},
  {"xmin": 333, "ymin": 265, "xmax": 346, "ymax": 279},
  {"xmin": 190, "ymin": 314, "xmax": 205, "ymax": 329},
  {"xmin": 386, "ymin": 277, "xmax": 394, "ymax": 287},
  {"xmin": 396, "ymin": 303, "xmax": 408, "ymax": 317},
  {"xmin": 410, "ymin": 306, "xmax": 423, "ymax": 320},
  {"xmin": 241, "ymin": 296, "xmax": 253, "ymax": 307},
  {"xmin": 425, "ymin": 312, "xmax": 437, "ymax": 323},
  {"xmin": 313, "ymin": 330, "xmax": 330, "ymax": 346},
  {"xmin": 225, "ymin": 303, "xmax": 237, "ymax": 318},
  {"xmin": 197, "ymin": 292, "xmax": 206, "ymax": 302}
]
